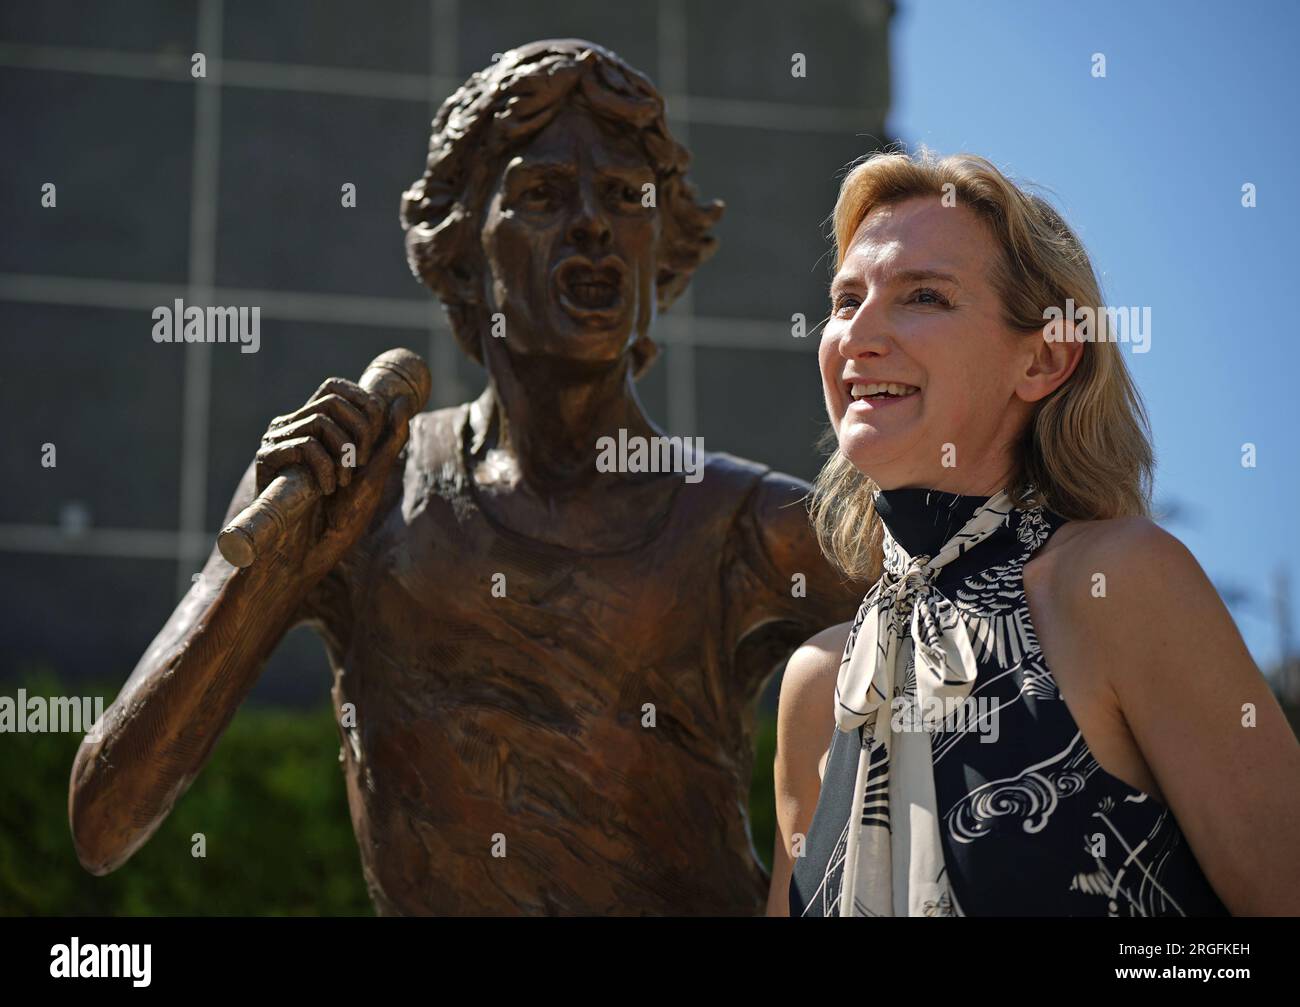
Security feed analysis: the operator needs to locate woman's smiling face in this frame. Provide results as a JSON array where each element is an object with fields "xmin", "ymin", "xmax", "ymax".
[{"xmin": 820, "ymin": 195, "xmax": 1042, "ymax": 494}]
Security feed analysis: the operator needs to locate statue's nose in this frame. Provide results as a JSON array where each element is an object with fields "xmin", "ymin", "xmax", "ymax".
[{"xmin": 566, "ymin": 185, "xmax": 613, "ymax": 250}]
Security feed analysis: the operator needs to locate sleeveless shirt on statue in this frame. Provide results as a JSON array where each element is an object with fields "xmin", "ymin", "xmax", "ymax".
[{"xmin": 788, "ymin": 487, "xmax": 1228, "ymax": 917}]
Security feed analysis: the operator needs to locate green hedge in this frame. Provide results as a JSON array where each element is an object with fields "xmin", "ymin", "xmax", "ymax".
[{"xmin": 1, "ymin": 672, "xmax": 372, "ymax": 915}]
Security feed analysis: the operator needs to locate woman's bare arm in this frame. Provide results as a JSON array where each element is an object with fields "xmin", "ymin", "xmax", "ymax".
[
  {"xmin": 766, "ymin": 622, "xmax": 851, "ymax": 916},
  {"xmin": 1066, "ymin": 517, "xmax": 1300, "ymax": 915}
]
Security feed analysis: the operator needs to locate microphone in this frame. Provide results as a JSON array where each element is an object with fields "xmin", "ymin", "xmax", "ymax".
[{"xmin": 217, "ymin": 347, "xmax": 432, "ymax": 569}]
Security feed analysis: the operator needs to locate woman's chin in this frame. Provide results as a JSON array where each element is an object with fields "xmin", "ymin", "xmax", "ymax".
[{"xmin": 837, "ymin": 432, "xmax": 903, "ymax": 478}]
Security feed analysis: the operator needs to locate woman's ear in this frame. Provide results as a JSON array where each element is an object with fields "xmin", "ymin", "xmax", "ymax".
[{"xmin": 1016, "ymin": 319, "xmax": 1085, "ymax": 403}]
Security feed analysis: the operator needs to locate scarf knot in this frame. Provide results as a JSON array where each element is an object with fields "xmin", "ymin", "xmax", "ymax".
[
  {"xmin": 831, "ymin": 489, "xmax": 1017, "ymax": 917},
  {"xmin": 890, "ymin": 557, "xmax": 935, "ymax": 628}
]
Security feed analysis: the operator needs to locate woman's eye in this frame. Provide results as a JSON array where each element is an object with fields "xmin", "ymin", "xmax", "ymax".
[
  {"xmin": 833, "ymin": 297, "xmax": 860, "ymax": 318},
  {"xmin": 524, "ymin": 184, "xmax": 553, "ymax": 203},
  {"xmin": 910, "ymin": 287, "xmax": 950, "ymax": 306}
]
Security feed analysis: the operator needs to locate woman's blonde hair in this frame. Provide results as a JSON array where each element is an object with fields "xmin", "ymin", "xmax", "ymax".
[{"xmin": 810, "ymin": 147, "xmax": 1154, "ymax": 581}]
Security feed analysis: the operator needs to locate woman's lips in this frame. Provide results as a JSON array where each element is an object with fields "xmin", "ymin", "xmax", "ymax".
[
  {"xmin": 844, "ymin": 382, "xmax": 920, "ymax": 412},
  {"xmin": 847, "ymin": 393, "xmax": 916, "ymax": 411}
]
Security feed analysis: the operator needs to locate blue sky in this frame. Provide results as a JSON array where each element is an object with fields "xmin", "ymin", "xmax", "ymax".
[{"xmin": 891, "ymin": 0, "xmax": 1299, "ymax": 669}]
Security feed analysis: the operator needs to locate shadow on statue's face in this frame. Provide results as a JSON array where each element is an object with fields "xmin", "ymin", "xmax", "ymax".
[{"xmin": 480, "ymin": 105, "xmax": 660, "ymax": 368}]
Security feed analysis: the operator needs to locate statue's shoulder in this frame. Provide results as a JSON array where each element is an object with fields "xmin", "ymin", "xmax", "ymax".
[
  {"xmin": 373, "ymin": 403, "xmax": 470, "ymax": 518},
  {"xmin": 702, "ymin": 451, "xmax": 809, "ymax": 504},
  {"xmin": 699, "ymin": 450, "xmax": 768, "ymax": 489},
  {"xmin": 404, "ymin": 402, "xmax": 472, "ymax": 469},
  {"xmin": 700, "ymin": 454, "xmax": 817, "ymax": 558},
  {"xmin": 697, "ymin": 451, "xmax": 803, "ymax": 519}
]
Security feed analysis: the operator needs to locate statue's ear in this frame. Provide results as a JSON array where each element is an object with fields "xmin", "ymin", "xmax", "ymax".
[
  {"xmin": 439, "ymin": 199, "xmax": 492, "ymax": 309},
  {"xmin": 400, "ymin": 206, "xmax": 483, "ymax": 309},
  {"xmin": 441, "ymin": 232, "xmax": 484, "ymax": 307},
  {"xmin": 401, "ymin": 194, "xmax": 484, "ymax": 308}
]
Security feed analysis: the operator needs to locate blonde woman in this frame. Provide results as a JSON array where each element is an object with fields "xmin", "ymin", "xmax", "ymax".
[{"xmin": 770, "ymin": 150, "xmax": 1300, "ymax": 917}]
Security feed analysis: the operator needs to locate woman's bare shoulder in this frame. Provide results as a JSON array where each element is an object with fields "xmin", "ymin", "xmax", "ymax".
[
  {"xmin": 1040, "ymin": 512, "xmax": 1170, "ymax": 555},
  {"xmin": 1037, "ymin": 514, "xmax": 1203, "ymax": 604},
  {"xmin": 1032, "ymin": 513, "xmax": 1221, "ymax": 673},
  {"xmin": 776, "ymin": 622, "xmax": 853, "ymax": 768},
  {"xmin": 780, "ymin": 622, "xmax": 853, "ymax": 703}
]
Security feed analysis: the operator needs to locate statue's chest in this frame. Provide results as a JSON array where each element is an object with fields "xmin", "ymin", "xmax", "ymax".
[{"xmin": 343, "ymin": 483, "xmax": 738, "ymax": 705}]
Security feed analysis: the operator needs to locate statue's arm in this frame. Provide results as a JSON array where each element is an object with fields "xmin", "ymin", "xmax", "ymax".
[
  {"xmin": 68, "ymin": 375, "xmax": 413, "ymax": 875},
  {"xmin": 66, "ymin": 462, "xmax": 325, "ymax": 874},
  {"xmin": 727, "ymin": 470, "xmax": 866, "ymax": 701}
]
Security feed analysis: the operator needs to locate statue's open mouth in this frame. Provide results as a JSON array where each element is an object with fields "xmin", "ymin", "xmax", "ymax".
[{"xmin": 555, "ymin": 257, "xmax": 625, "ymax": 320}]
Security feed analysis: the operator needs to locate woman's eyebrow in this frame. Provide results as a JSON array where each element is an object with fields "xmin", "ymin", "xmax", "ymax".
[
  {"xmin": 831, "ymin": 267, "xmax": 962, "ymax": 296},
  {"xmin": 889, "ymin": 267, "xmax": 963, "ymax": 287}
]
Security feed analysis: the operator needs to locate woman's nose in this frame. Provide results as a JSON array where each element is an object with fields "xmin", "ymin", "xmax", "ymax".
[{"xmin": 837, "ymin": 296, "xmax": 891, "ymax": 358}]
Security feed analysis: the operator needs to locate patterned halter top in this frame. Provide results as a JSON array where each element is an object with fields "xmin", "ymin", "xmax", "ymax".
[{"xmin": 789, "ymin": 487, "xmax": 1229, "ymax": 917}]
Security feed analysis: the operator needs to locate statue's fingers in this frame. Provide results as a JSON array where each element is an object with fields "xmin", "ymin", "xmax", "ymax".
[
  {"xmin": 373, "ymin": 395, "xmax": 413, "ymax": 465},
  {"xmin": 312, "ymin": 378, "xmax": 384, "ymax": 446},
  {"xmin": 310, "ymin": 395, "xmax": 374, "ymax": 469},
  {"xmin": 255, "ymin": 436, "xmax": 337, "ymax": 496}
]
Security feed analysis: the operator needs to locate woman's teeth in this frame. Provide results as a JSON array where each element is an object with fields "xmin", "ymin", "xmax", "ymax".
[{"xmin": 851, "ymin": 382, "xmax": 918, "ymax": 399}]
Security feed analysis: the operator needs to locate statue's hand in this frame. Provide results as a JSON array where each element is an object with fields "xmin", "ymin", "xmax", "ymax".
[{"xmin": 252, "ymin": 375, "xmax": 414, "ymax": 574}]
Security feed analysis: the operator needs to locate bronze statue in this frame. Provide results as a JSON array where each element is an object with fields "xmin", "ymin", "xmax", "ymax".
[{"xmin": 68, "ymin": 39, "xmax": 864, "ymax": 915}]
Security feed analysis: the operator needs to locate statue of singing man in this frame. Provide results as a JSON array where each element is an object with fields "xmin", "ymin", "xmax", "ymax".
[{"xmin": 69, "ymin": 38, "xmax": 864, "ymax": 915}]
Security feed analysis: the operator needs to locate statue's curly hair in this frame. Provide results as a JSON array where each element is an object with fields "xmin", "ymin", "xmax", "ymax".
[{"xmin": 399, "ymin": 38, "xmax": 724, "ymax": 379}]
